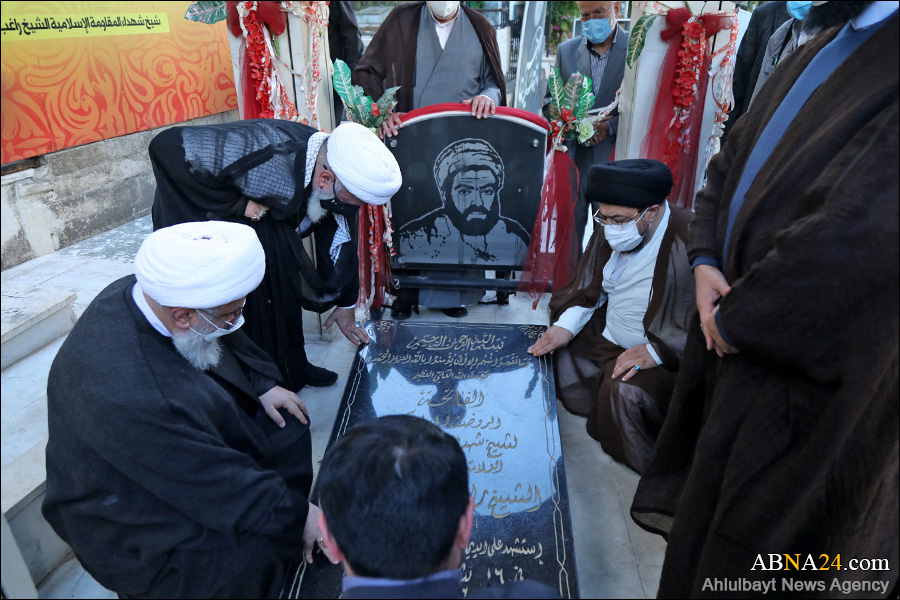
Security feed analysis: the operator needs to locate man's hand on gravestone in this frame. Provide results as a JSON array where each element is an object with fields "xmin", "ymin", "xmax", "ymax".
[
  {"xmin": 379, "ymin": 112, "xmax": 405, "ymax": 139},
  {"xmin": 613, "ymin": 345, "xmax": 657, "ymax": 382},
  {"xmin": 527, "ymin": 325, "xmax": 573, "ymax": 357},
  {"xmin": 324, "ymin": 307, "xmax": 371, "ymax": 346},
  {"xmin": 302, "ymin": 503, "xmax": 340, "ymax": 565},
  {"xmin": 259, "ymin": 386, "xmax": 308, "ymax": 427},
  {"xmin": 462, "ymin": 95, "xmax": 497, "ymax": 119}
]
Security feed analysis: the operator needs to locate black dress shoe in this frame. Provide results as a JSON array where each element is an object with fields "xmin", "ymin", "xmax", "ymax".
[
  {"xmin": 302, "ymin": 363, "xmax": 338, "ymax": 387},
  {"xmin": 391, "ymin": 305, "xmax": 412, "ymax": 320},
  {"xmin": 441, "ymin": 307, "xmax": 468, "ymax": 318}
]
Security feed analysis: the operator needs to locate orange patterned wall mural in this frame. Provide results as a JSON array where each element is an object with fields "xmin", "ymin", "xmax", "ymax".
[{"xmin": 1, "ymin": 1, "xmax": 238, "ymax": 164}]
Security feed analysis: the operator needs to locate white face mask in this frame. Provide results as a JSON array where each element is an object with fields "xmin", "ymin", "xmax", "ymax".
[
  {"xmin": 603, "ymin": 209, "xmax": 648, "ymax": 252},
  {"xmin": 427, "ymin": 1, "xmax": 460, "ymax": 20},
  {"xmin": 192, "ymin": 311, "xmax": 245, "ymax": 342}
]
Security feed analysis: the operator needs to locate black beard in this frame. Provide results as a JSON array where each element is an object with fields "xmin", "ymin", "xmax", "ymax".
[
  {"xmin": 444, "ymin": 201, "xmax": 501, "ymax": 237},
  {"xmin": 805, "ymin": 1, "xmax": 872, "ymax": 30}
]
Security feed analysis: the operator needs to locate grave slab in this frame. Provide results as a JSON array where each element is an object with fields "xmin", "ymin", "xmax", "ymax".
[{"xmin": 292, "ymin": 320, "xmax": 579, "ymax": 599}]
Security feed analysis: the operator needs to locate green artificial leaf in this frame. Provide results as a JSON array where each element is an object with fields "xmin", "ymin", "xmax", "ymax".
[
  {"xmin": 548, "ymin": 67, "xmax": 564, "ymax": 122},
  {"xmin": 352, "ymin": 84, "xmax": 371, "ymax": 123},
  {"xmin": 575, "ymin": 86, "xmax": 595, "ymax": 121},
  {"xmin": 359, "ymin": 95, "xmax": 375, "ymax": 127},
  {"xmin": 332, "ymin": 59, "xmax": 359, "ymax": 117},
  {"xmin": 626, "ymin": 14, "xmax": 657, "ymax": 68},
  {"xmin": 184, "ymin": 1, "xmax": 227, "ymax": 24},
  {"xmin": 376, "ymin": 86, "xmax": 401, "ymax": 126},
  {"xmin": 562, "ymin": 72, "xmax": 586, "ymax": 118}
]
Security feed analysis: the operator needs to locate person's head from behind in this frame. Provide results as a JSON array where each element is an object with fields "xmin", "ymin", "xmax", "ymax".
[
  {"xmin": 135, "ymin": 221, "xmax": 265, "ymax": 370},
  {"xmin": 317, "ymin": 415, "xmax": 473, "ymax": 579},
  {"xmin": 587, "ymin": 159, "xmax": 673, "ymax": 253},
  {"xmin": 434, "ymin": 138, "xmax": 505, "ymax": 237}
]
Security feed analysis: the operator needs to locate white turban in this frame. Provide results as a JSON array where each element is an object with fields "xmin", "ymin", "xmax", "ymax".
[
  {"xmin": 327, "ymin": 122, "xmax": 402, "ymax": 206},
  {"xmin": 135, "ymin": 222, "xmax": 265, "ymax": 309}
]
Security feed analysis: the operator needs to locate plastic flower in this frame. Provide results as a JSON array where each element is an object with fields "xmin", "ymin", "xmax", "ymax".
[{"xmin": 576, "ymin": 120, "xmax": 595, "ymax": 144}]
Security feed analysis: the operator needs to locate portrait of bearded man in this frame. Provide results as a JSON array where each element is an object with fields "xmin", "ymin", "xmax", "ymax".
[{"xmin": 398, "ymin": 138, "xmax": 530, "ymax": 265}]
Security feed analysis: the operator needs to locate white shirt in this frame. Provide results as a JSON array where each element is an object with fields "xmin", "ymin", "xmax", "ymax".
[
  {"xmin": 431, "ymin": 11, "xmax": 459, "ymax": 49},
  {"xmin": 554, "ymin": 204, "xmax": 672, "ymax": 365}
]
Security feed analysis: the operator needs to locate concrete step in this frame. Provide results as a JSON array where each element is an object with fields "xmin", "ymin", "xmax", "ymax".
[
  {"xmin": 1, "ymin": 335, "xmax": 71, "ymax": 588},
  {"xmin": 1, "ymin": 286, "xmax": 76, "ymax": 369}
]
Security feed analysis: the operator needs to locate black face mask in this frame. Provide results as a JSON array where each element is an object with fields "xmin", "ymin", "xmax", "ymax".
[{"xmin": 320, "ymin": 196, "xmax": 360, "ymax": 218}]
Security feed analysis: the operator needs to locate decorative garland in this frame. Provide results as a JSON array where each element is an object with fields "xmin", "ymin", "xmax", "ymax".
[
  {"xmin": 283, "ymin": 1, "xmax": 330, "ymax": 128},
  {"xmin": 704, "ymin": 14, "xmax": 740, "ymax": 169},
  {"xmin": 233, "ymin": 1, "xmax": 299, "ymax": 120}
]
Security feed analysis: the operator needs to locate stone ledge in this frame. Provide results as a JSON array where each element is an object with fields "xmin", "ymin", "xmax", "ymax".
[{"xmin": 1, "ymin": 286, "xmax": 76, "ymax": 369}]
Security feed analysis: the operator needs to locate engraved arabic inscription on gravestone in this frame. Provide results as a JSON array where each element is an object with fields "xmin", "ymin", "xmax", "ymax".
[{"xmin": 293, "ymin": 321, "xmax": 578, "ymax": 599}]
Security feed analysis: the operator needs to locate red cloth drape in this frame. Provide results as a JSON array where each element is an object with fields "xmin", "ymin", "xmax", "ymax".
[
  {"xmin": 357, "ymin": 205, "xmax": 391, "ymax": 311},
  {"xmin": 641, "ymin": 8, "xmax": 732, "ymax": 209},
  {"xmin": 517, "ymin": 149, "xmax": 579, "ymax": 308},
  {"xmin": 226, "ymin": 1, "xmax": 288, "ymax": 119}
]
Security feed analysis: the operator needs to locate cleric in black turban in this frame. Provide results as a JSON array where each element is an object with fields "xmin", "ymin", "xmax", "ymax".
[
  {"xmin": 585, "ymin": 159, "xmax": 674, "ymax": 208},
  {"xmin": 528, "ymin": 158, "xmax": 694, "ymax": 474}
]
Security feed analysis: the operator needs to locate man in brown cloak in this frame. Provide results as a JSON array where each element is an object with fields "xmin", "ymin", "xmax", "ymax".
[
  {"xmin": 631, "ymin": 2, "xmax": 899, "ymax": 596},
  {"xmin": 352, "ymin": 0, "xmax": 508, "ymax": 319},
  {"xmin": 528, "ymin": 159, "xmax": 695, "ymax": 474}
]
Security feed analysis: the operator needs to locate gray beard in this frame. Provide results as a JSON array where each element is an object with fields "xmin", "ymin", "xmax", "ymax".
[
  {"xmin": 306, "ymin": 187, "xmax": 335, "ymax": 223},
  {"xmin": 171, "ymin": 329, "xmax": 222, "ymax": 371}
]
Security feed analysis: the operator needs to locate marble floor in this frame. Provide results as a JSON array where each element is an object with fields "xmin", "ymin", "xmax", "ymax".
[{"xmin": 2, "ymin": 216, "xmax": 665, "ymax": 598}]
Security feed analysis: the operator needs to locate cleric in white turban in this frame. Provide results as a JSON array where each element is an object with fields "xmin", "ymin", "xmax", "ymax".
[
  {"xmin": 149, "ymin": 118, "xmax": 402, "ymax": 391},
  {"xmin": 43, "ymin": 220, "xmax": 341, "ymax": 600}
]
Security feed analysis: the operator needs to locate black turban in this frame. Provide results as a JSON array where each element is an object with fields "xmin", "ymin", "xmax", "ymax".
[{"xmin": 585, "ymin": 159, "xmax": 673, "ymax": 208}]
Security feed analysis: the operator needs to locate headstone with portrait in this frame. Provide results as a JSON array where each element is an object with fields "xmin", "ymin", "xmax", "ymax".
[
  {"xmin": 290, "ymin": 320, "xmax": 579, "ymax": 599},
  {"xmin": 387, "ymin": 105, "xmax": 548, "ymax": 279}
]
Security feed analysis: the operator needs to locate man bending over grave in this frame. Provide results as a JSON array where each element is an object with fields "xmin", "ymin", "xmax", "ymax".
[
  {"xmin": 528, "ymin": 160, "xmax": 694, "ymax": 473},
  {"xmin": 399, "ymin": 138, "xmax": 530, "ymax": 265},
  {"xmin": 316, "ymin": 414, "xmax": 559, "ymax": 599},
  {"xmin": 43, "ymin": 222, "xmax": 338, "ymax": 598},
  {"xmin": 150, "ymin": 120, "xmax": 402, "ymax": 392}
]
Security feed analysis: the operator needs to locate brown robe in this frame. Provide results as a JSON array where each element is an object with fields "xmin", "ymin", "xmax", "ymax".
[
  {"xmin": 632, "ymin": 16, "xmax": 899, "ymax": 597},
  {"xmin": 549, "ymin": 204, "xmax": 695, "ymax": 473},
  {"xmin": 351, "ymin": 1, "xmax": 507, "ymax": 112}
]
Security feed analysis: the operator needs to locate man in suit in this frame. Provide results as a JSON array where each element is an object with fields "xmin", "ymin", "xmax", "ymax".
[
  {"xmin": 316, "ymin": 415, "xmax": 559, "ymax": 599},
  {"xmin": 544, "ymin": 1, "xmax": 628, "ymax": 251}
]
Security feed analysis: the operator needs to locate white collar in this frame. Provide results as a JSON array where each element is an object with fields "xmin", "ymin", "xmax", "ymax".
[
  {"xmin": 851, "ymin": 1, "xmax": 898, "ymax": 30},
  {"xmin": 132, "ymin": 281, "xmax": 172, "ymax": 338}
]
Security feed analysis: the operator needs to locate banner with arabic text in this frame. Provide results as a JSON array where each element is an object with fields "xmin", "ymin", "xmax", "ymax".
[{"xmin": 1, "ymin": 1, "xmax": 237, "ymax": 164}]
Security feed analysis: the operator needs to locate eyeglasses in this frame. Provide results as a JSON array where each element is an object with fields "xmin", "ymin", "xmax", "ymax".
[
  {"xmin": 593, "ymin": 207, "xmax": 648, "ymax": 227},
  {"xmin": 197, "ymin": 302, "xmax": 245, "ymax": 328}
]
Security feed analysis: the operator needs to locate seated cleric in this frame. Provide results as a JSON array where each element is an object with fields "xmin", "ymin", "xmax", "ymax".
[
  {"xmin": 42, "ymin": 222, "xmax": 337, "ymax": 599},
  {"xmin": 316, "ymin": 415, "xmax": 560, "ymax": 599},
  {"xmin": 528, "ymin": 160, "xmax": 695, "ymax": 473}
]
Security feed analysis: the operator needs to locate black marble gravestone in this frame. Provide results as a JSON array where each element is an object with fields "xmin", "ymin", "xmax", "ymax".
[
  {"xmin": 288, "ymin": 320, "xmax": 579, "ymax": 599},
  {"xmin": 387, "ymin": 108, "xmax": 547, "ymax": 271}
]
